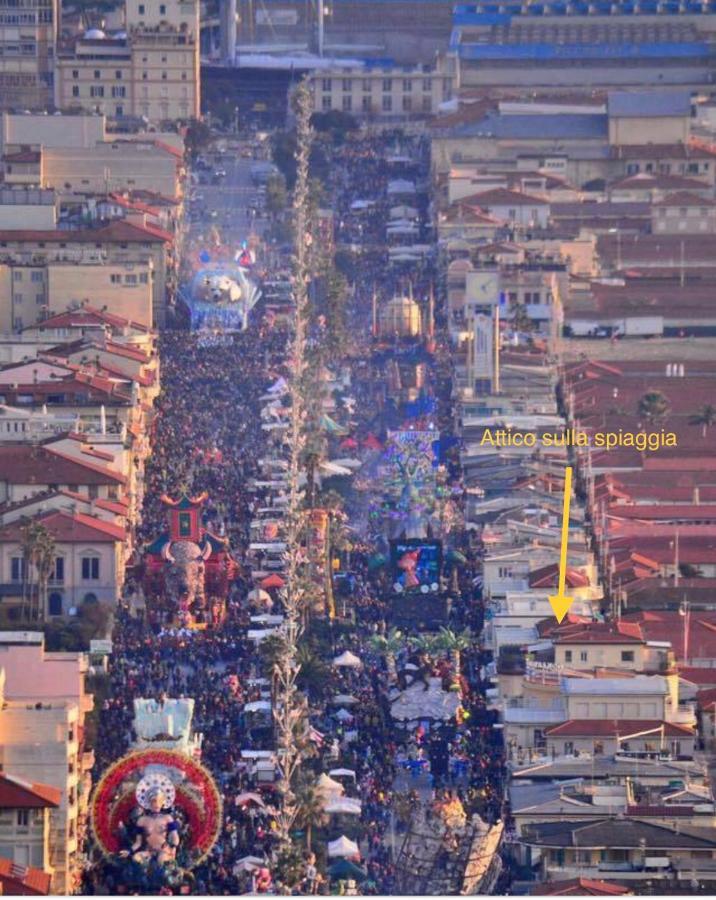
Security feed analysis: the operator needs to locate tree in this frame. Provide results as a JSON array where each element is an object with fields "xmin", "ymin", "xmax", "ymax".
[
  {"xmin": 370, "ymin": 627, "xmax": 404, "ymax": 681},
  {"xmin": 435, "ymin": 627, "xmax": 471, "ymax": 675},
  {"xmin": 184, "ymin": 118, "xmax": 211, "ymax": 160},
  {"xmin": 295, "ymin": 643, "xmax": 330, "ymax": 698},
  {"xmin": 637, "ymin": 390, "xmax": 670, "ymax": 424},
  {"xmin": 691, "ymin": 403, "xmax": 716, "ymax": 438},
  {"xmin": 310, "ymin": 109, "xmax": 358, "ymax": 136},
  {"xmin": 293, "ymin": 781, "xmax": 328, "ymax": 853},
  {"xmin": 20, "ymin": 520, "xmax": 55, "ymax": 621},
  {"xmin": 265, "ymin": 173, "xmax": 288, "ymax": 219}
]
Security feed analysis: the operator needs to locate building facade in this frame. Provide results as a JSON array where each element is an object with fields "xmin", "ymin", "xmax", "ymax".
[
  {"xmin": 0, "ymin": 0, "xmax": 57, "ymax": 111},
  {"xmin": 55, "ymin": 0, "xmax": 199, "ymax": 122}
]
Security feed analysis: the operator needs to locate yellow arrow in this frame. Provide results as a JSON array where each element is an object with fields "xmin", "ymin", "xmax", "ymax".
[{"xmin": 548, "ymin": 465, "xmax": 574, "ymax": 624}]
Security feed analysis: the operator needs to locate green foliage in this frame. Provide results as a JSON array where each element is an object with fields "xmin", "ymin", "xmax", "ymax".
[
  {"xmin": 310, "ymin": 109, "xmax": 358, "ymax": 136},
  {"xmin": 43, "ymin": 597, "xmax": 112, "ymax": 651},
  {"xmin": 184, "ymin": 118, "xmax": 211, "ymax": 160},
  {"xmin": 637, "ymin": 390, "xmax": 670, "ymax": 423},
  {"xmin": 265, "ymin": 172, "xmax": 289, "ymax": 217}
]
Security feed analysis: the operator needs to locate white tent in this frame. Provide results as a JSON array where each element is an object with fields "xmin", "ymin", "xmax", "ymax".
[
  {"xmin": 244, "ymin": 700, "xmax": 272, "ymax": 713},
  {"xmin": 329, "ymin": 768, "xmax": 357, "ymax": 780},
  {"xmin": 268, "ymin": 377, "xmax": 288, "ymax": 394},
  {"xmin": 250, "ymin": 614, "xmax": 284, "ymax": 625},
  {"xmin": 316, "ymin": 773, "xmax": 344, "ymax": 797},
  {"xmin": 247, "ymin": 588, "xmax": 272, "ymax": 606},
  {"xmin": 328, "ymin": 835, "xmax": 360, "ymax": 858},
  {"xmin": 247, "ymin": 628, "xmax": 279, "ymax": 643},
  {"xmin": 350, "ymin": 199, "xmax": 375, "ymax": 211},
  {"xmin": 390, "ymin": 204, "xmax": 418, "ymax": 219},
  {"xmin": 233, "ymin": 856, "xmax": 264, "ymax": 873},
  {"xmin": 334, "ymin": 708, "xmax": 354, "ymax": 722},
  {"xmin": 387, "ymin": 179, "xmax": 416, "ymax": 195},
  {"xmin": 331, "ymin": 694, "xmax": 358, "ymax": 706},
  {"xmin": 332, "ymin": 651, "xmax": 362, "ymax": 669},
  {"xmin": 331, "ymin": 458, "xmax": 362, "ymax": 470},
  {"xmin": 320, "ymin": 461, "xmax": 354, "ymax": 476},
  {"xmin": 325, "ymin": 797, "xmax": 362, "ymax": 815},
  {"xmin": 235, "ymin": 793, "xmax": 265, "ymax": 807}
]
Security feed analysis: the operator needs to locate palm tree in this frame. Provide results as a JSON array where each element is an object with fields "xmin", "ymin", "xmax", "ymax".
[
  {"xmin": 294, "ymin": 781, "xmax": 328, "ymax": 853},
  {"xmin": 296, "ymin": 643, "xmax": 330, "ymax": 698},
  {"xmin": 435, "ymin": 627, "xmax": 472, "ymax": 676},
  {"xmin": 369, "ymin": 627, "xmax": 404, "ymax": 681},
  {"xmin": 691, "ymin": 403, "xmax": 716, "ymax": 438},
  {"xmin": 637, "ymin": 390, "xmax": 670, "ymax": 423},
  {"xmin": 34, "ymin": 527, "xmax": 55, "ymax": 621}
]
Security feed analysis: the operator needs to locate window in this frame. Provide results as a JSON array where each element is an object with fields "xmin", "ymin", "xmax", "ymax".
[
  {"xmin": 139, "ymin": 272, "xmax": 149, "ymax": 284},
  {"xmin": 36, "ymin": 294, "xmax": 43, "ymax": 305},
  {"xmin": 403, "ymin": 78, "xmax": 412, "ymax": 92},
  {"xmin": 94, "ymin": 69, "xmax": 101, "ymax": 79},
  {"xmin": 402, "ymin": 96, "xmax": 412, "ymax": 112},
  {"xmin": 115, "ymin": 69, "xmax": 122, "ymax": 79},
  {"xmin": 110, "ymin": 273, "xmax": 121, "ymax": 284},
  {"xmin": 321, "ymin": 95, "xmax": 332, "ymax": 111},
  {"xmin": 10, "ymin": 557, "xmax": 25, "ymax": 581},
  {"xmin": 125, "ymin": 274, "xmax": 137, "ymax": 284},
  {"xmin": 12, "ymin": 270, "xmax": 22, "ymax": 282},
  {"xmin": 72, "ymin": 69, "xmax": 78, "ymax": 78},
  {"xmin": 423, "ymin": 77, "xmax": 432, "ymax": 92},
  {"xmin": 30, "ymin": 270, "xmax": 42, "ymax": 282},
  {"xmin": 362, "ymin": 95, "xmax": 371, "ymax": 112},
  {"xmin": 382, "ymin": 95, "xmax": 392, "ymax": 112},
  {"xmin": 51, "ymin": 557, "xmax": 64, "ymax": 583},
  {"xmin": 342, "ymin": 78, "xmax": 351, "ymax": 91},
  {"xmin": 342, "ymin": 95, "xmax": 352, "ymax": 112},
  {"xmin": 90, "ymin": 86, "xmax": 104, "ymax": 98},
  {"xmin": 580, "ymin": 650, "xmax": 588, "ymax": 662},
  {"xmin": 161, "ymin": 71, "xmax": 167, "ymax": 80},
  {"xmin": 621, "ymin": 650, "xmax": 635, "ymax": 663},
  {"xmin": 382, "ymin": 78, "xmax": 392, "ymax": 92},
  {"xmin": 17, "ymin": 810, "xmax": 30, "ymax": 829},
  {"xmin": 362, "ymin": 78, "xmax": 371, "ymax": 91},
  {"xmin": 422, "ymin": 96, "xmax": 431, "ymax": 113},
  {"xmin": 564, "ymin": 650, "xmax": 572, "ymax": 662},
  {"xmin": 160, "ymin": 3, "xmax": 166, "ymax": 12},
  {"xmin": 142, "ymin": 72, "xmax": 148, "ymax": 80},
  {"xmin": 321, "ymin": 78, "xmax": 332, "ymax": 91},
  {"xmin": 111, "ymin": 85, "xmax": 126, "ymax": 98},
  {"xmin": 72, "ymin": 86, "xmax": 80, "ymax": 97},
  {"xmin": 48, "ymin": 592, "xmax": 63, "ymax": 616},
  {"xmin": 81, "ymin": 556, "xmax": 100, "ymax": 580},
  {"xmin": 138, "ymin": 3, "xmax": 145, "ymax": 11}
]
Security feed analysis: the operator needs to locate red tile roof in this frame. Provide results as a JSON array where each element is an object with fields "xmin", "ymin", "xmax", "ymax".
[
  {"xmin": 535, "ymin": 878, "xmax": 630, "ymax": 896},
  {"xmin": 529, "ymin": 562, "xmax": 590, "ymax": 590},
  {"xmin": 0, "ymin": 445, "xmax": 125, "ymax": 485},
  {"xmin": 0, "ymin": 773, "xmax": 60, "ymax": 808},
  {"xmin": 679, "ymin": 667, "xmax": 716, "ymax": 686},
  {"xmin": 623, "ymin": 610, "xmax": 716, "ymax": 662},
  {"xmin": 552, "ymin": 621, "xmax": 645, "ymax": 645},
  {"xmin": 0, "ymin": 508, "xmax": 126, "ymax": 543},
  {"xmin": 25, "ymin": 304, "xmax": 150, "ymax": 333},
  {"xmin": 0, "ymin": 219, "xmax": 171, "ymax": 244},
  {"xmin": 653, "ymin": 191, "xmax": 716, "ymax": 208},
  {"xmin": 545, "ymin": 719, "xmax": 694, "ymax": 738},
  {"xmin": 461, "ymin": 187, "xmax": 548, "ymax": 208},
  {"xmin": 0, "ymin": 859, "xmax": 52, "ymax": 896}
]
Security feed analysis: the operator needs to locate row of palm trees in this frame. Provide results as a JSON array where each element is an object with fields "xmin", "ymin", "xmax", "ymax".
[
  {"xmin": 369, "ymin": 626, "xmax": 472, "ymax": 682},
  {"xmin": 637, "ymin": 390, "xmax": 716, "ymax": 437}
]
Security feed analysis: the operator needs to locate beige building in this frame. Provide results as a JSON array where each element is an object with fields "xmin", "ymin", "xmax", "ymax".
[
  {"xmin": 309, "ymin": 57, "xmax": 454, "ymax": 120},
  {"xmin": 0, "ymin": 678, "xmax": 83, "ymax": 893},
  {"xmin": 55, "ymin": 0, "xmax": 200, "ymax": 123},
  {"xmin": 0, "ymin": 219, "xmax": 173, "ymax": 328},
  {"xmin": 0, "ymin": 771, "xmax": 59, "ymax": 887},
  {"xmin": 0, "ymin": 187, "xmax": 56, "ymax": 229},
  {"xmin": 1, "ymin": 111, "xmax": 106, "ymax": 149},
  {"xmin": 651, "ymin": 191, "xmax": 716, "ymax": 235},
  {"xmin": 0, "ymin": 508, "xmax": 127, "ymax": 615},
  {"xmin": 0, "ymin": 0, "xmax": 57, "ymax": 111}
]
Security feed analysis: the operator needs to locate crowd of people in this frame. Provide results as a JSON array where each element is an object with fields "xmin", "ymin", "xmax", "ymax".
[{"xmin": 83, "ymin": 129, "xmax": 511, "ymax": 897}]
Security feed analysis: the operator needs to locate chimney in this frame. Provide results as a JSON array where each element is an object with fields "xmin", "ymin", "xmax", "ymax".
[{"xmin": 693, "ymin": 486, "xmax": 700, "ymax": 505}]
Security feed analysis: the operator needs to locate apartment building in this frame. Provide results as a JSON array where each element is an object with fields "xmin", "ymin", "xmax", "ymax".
[
  {"xmin": 309, "ymin": 57, "xmax": 454, "ymax": 120},
  {"xmin": 55, "ymin": 0, "xmax": 200, "ymax": 122},
  {"xmin": 0, "ymin": 772, "xmax": 59, "ymax": 888},
  {"xmin": 0, "ymin": 0, "xmax": 57, "ymax": 111},
  {"xmin": 0, "ymin": 219, "xmax": 173, "ymax": 329}
]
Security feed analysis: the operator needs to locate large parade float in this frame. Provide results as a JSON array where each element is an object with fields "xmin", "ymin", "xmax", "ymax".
[
  {"xmin": 142, "ymin": 492, "xmax": 238, "ymax": 627},
  {"xmin": 90, "ymin": 699, "xmax": 221, "ymax": 892}
]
